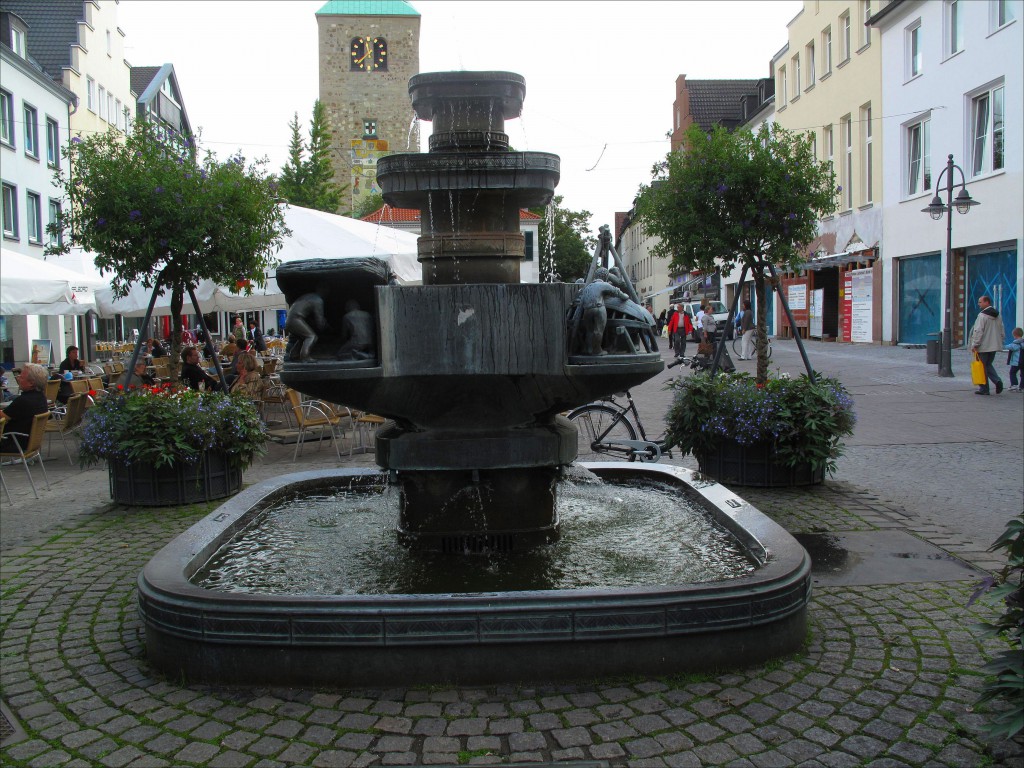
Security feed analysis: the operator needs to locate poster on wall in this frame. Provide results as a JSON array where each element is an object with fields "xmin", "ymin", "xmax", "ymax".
[
  {"xmin": 30, "ymin": 339, "xmax": 53, "ymax": 366},
  {"xmin": 809, "ymin": 289, "xmax": 825, "ymax": 338},
  {"xmin": 787, "ymin": 284, "xmax": 807, "ymax": 310},
  {"xmin": 850, "ymin": 268, "xmax": 873, "ymax": 343},
  {"xmin": 841, "ymin": 275, "xmax": 853, "ymax": 342}
]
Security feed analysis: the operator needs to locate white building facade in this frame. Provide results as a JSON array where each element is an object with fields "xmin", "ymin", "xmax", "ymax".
[
  {"xmin": 0, "ymin": 18, "xmax": 78, "ymax": 366},
  {"xmin": 871, "ymin": 0, "xmax": 1023, "ymax": 344}
]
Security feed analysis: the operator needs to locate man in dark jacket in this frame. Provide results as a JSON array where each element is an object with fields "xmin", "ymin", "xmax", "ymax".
[
  {"xmin": 179, "ymin": 348, "xmax": 221, "ymax": 391},
  {"xmin": 0, "ymin": 364, "xmax": 49, "ymax": 450},
  {"xmin": 248, "ymin": 321, "xmax": 267, "ymax": 353}
]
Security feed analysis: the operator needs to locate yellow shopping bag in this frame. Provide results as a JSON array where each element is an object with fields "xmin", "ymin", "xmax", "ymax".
[{"xmin": 971, "ymin": 352, "xmax": 987, "ymax": 386}]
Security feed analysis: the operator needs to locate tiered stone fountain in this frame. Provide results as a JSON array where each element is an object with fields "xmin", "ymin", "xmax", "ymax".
[{"xmin": 137, "ymin": 72, "xmax": 810, "ymax": 687}]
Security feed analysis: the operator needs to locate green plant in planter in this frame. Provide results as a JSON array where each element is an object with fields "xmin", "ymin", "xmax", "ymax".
[
  {"xmin": 665, "ymin": 371, "xmax": 856, "ymax": 476},
  {"xmin": 79, "ymin": 384, "xmax": 266, "ymax": 470},
  {"xmin": 969, "ymin": 517, "xmax": 1023, "ymax": 739}
]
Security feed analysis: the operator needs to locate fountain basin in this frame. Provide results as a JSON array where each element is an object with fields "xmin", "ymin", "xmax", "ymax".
[{"xmin": 138, "ymin": 464, "xmax": 811, "ymax": 687}]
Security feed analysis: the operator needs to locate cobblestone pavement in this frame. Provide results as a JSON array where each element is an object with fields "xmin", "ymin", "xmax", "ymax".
[{"xmin": 2, "ymin": 341, "xmax": 1023, "ymax": 767}]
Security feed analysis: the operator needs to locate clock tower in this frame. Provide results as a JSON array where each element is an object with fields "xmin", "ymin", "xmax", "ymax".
[{"xmin": 316, "ymin": 1, "xmax": 420, "ymax": 213}]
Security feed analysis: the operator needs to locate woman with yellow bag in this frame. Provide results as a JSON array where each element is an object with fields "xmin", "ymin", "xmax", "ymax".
[{"xmin": 969, "ymin": 294, "xmax": 1005, "ymax": 395}]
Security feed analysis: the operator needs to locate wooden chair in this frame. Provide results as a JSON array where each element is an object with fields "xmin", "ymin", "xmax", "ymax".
[
  {"xmin": 0, "ymin": 412, "xmax": 52, "ymax": 498},
  {"xmin": 285, "ymin": 389, "xmax": 350, "ymax": 462},
  {"xmin": 261, "ymin": 379, "xmax": 293, "ymax": 428},
  {"xmin": 45, "ymin": 393, "xmax": 87, "ymax": 464},
  {"xmin": 354, "ymin": 413, "xmax": 387, "ymax": 454}
]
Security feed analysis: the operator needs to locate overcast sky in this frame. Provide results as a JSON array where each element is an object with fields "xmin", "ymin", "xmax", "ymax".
[{"xmin": 117, "ymin": 0, "xmax": 801, "ymax": 236}]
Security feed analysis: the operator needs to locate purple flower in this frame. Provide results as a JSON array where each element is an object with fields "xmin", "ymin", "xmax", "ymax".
[
  {"xmin": 129, "ymin": 210, "xmax": 142, "ymax": 221},
  {"xmin": 96, "ymin": 217, "xmax": 106, "ymax": 227},
  {"xmin": 159, "ymin": 238, "xmax": 168, "ymax": 247},
  {"xmin": 71, "ymin": 137, "xmax": 82, "ymax": 144},
  {"xmin": 155, "ymin": 186, "xmax": 164, "ymax": 194}
]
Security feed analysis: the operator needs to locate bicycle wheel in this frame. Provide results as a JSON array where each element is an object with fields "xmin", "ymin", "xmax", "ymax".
[
  {"xmin": 732, "ymin": 334, "xmax": 742, "ymax": 357},
  {"xmin": 567, "ymin": 404, "xmax": 638, "ymax": 462}
]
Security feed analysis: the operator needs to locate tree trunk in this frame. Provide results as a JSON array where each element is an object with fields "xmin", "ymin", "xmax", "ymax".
[
  {"xmin": 170, "ymin": 285, "xmax": 184, "ymax": 383},
  {"xmin": 753, "ymin": 267, "xmax": 768, "ymax": 384}
]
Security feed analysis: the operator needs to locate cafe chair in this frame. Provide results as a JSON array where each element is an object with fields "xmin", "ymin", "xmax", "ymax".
[
  {"xmin": 0, "ymin": 412, "xmax": 52, "ymax": 499},
  {"xmin": 45, "ymin": 393, "xmax": 87, "ymax": 464},
  {"xmin": 285, "ymin": 389, "xmax": 351, "ymax": 462}
]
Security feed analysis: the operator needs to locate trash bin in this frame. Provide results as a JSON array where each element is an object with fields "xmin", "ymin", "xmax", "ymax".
[{"xmin": 926, "ymin": 339, "xmax": 940, "ymax": 364}]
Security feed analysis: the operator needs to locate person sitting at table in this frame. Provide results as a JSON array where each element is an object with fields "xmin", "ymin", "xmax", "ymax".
[
  {"xmin": 58, "ymin": 345, "xmax": 86, "ymax": 375},
  {"xmin": 220, "ymin": 338, "xmax": 238, "ymax": 360},
  {"xmin": 179, "ymin": 348, "xmax": 221, "ymax": 391},
  {"xmin": 229, "ymin": 339, "xmax": 251, "ymax": 377},
  {"xmin": 126, "ymin": 361, "xmax": 156, "ymax": 388},
  {"xmin": 148, "ymin": 338, "xmax": 166, "ymax": 358},
  {"xmin": 55, "ymin": 371, "xmax": 75, "ymax": 405},
  {"xmin": 0, "ymin": 364, "xmax": 50, "ymax": 451},
  {"xmin": 228, "ymin": 352, "xmax": 264, "ymax": 400}
]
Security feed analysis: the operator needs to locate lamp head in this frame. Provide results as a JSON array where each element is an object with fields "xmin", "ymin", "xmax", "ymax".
[
  {"xmin": 954, "ymin": 187, "xmax": 979, "ymax": 215},
  {"xmin": 922, "ymin": 195, "xmax": 946, "ymax": 221}
]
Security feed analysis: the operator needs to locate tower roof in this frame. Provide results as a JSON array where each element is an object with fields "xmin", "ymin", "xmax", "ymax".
[{"xmin": 316, "ymin": 1, "xmax": 419, "ymax": 16}]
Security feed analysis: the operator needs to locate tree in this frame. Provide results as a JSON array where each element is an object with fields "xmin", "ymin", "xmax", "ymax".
[
  {"xmin": 46, "ymin": 120, "xmax": 288, "ymax": 379},
  {"xmin": 352, "ymin": 192, "xmax": 384, "ymax": 220},
  {"xmin": 277, "ymin": 101, "xmax": 345, "ymax": 213},
  {"xmin": 530, "ymin": 195, "xmax": 596, "ymax": 283},
  {"xmin": 636, "ymin": 123, "xmax": 837, "ymax": 382}
]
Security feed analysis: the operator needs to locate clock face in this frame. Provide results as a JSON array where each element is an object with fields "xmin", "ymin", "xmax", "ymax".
[
  {"xmin": 351, "ymin": 36, "xmax": 387, "ymax": 71},
  {"xmin": 350, "ymin": 37, "xmax": 369, "ymax": 70}
]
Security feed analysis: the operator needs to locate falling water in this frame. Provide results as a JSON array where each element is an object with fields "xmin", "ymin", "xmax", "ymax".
[
  {"xmin": 544, "ymin": 199, "xmax": 559, "ymax": 282},
  {"xmin": 406, "ymin": 115, "xmax": 419, "ymax": 151}
]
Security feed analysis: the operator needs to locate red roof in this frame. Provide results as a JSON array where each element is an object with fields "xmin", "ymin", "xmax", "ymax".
[{"xmin": 361, "ymin": 205, "xmax": 540, "ymax": 223}]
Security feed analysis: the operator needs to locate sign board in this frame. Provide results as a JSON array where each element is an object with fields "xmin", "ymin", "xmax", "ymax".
[
  {"xmin": 809, "ymin": 289, "xmax": 825, "ymax": 338},
  {"xmin": 69, "ymin": 284, "xmax": 95, "ymax": 306},
  {"xmin": 30, "ymin": 339, "xmax": 53, "ymax": 366},
  {"xmin": 787, "ymin": 284, "xmax": 807, "ymax": 310},
  {"xmin": 842, "ymin": 275, "xmax": 853, "ymax": 341},
  {"xmin": 850, "ymin": 268, "xmax": 873, "ymax": 343}
]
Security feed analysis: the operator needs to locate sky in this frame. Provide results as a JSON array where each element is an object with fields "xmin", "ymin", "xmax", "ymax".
[{"xmin": 116, "ymin": 0, "xmax": 802, "ymax": 237}]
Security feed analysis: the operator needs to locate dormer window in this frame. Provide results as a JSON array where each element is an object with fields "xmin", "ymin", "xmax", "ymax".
[{"xmin": 11, "ymin": 26, "xmax": 25, "ymax": 57}]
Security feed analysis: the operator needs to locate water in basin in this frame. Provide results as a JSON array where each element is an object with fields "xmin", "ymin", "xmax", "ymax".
[{"xmin": 195, "ymin": 474, "xmax": 756, "ymax": 596}]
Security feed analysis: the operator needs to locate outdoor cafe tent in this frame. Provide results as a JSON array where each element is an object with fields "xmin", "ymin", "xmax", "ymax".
[
  {"xmin": 0, "ymin": 248, "xmax": 106, "ymax": 316},
  {"xmin": 89, "ymin": 204, "xmax": 422, "ymax": 317}
]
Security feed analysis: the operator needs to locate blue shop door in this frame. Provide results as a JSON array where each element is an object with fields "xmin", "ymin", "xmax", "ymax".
[
  {"xmin": 898, "ymin": 254, "xmax": 941, "ymax": 344},
  {"xmin": 763, "ymin": 283, "xmax": 775, "ymax": 335},
  {"xmin": 965, "ymin": 249, "xmax": 1018, "ymax": 342}
]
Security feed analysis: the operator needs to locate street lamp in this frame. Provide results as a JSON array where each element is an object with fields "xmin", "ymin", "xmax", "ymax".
[{"xmin": 921, "ymin": 154, "xmax": 979, "ymax": 378}]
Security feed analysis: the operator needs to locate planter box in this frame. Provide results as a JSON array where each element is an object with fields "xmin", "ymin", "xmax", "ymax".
[
  {"xmin": 697, "ymin": 440, "xmax": 824, "ymax": 488},
  {"xmin": 109, "ymin": 451, "xmax": 243, "ymax": 506}
]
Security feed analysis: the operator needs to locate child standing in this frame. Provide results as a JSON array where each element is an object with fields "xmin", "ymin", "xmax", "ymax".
[{"xmin": 1008, "ymin": 327, "xmax": 1024, "ymax": 392}]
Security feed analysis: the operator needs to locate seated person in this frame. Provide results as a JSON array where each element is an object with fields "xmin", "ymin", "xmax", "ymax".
[
  {"xmin": 220, "ymin": 338, "xmax": 239, "ymax": 359},
  {"xmin": 126, "ymin": 361, "xmax": 156, "ymax": 388},
  {"xmin": 228, "ymin": 353, "xmax": 264, "ymax": 400},
  {"xmin": 179, "ymin": 348, "xmax": 221, "ymax": 391},
  {"xmin": 0, "ymin": 364, "xmax": 50, "ymax": 451},
  {"xmin": 148, "ymin": 338, "xmax": 166, "ymax": 358},
  {"xmin": 55, "ymin": 371, "xmax": 75, "ymax": 405},
  {"xmin": 230, "ymin": 339, "xmax": 251, "ymax": 377},
  {"xmin": 58, "ymin": 345, "xmax": 86, "ymax": 375}
]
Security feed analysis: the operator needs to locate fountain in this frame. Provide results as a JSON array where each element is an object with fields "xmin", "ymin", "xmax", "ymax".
[{"xmin": 137, "ymin": 71, "xmax": 810, "ymax": 686}]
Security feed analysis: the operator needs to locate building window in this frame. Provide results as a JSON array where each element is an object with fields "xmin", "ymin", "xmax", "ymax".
[
  {"xmin": 26, "ymin": 192, "xmax": 41, "ymax": 244},
  {"xmin": 841, "ymin": 115, "xmax": 853, "ymax": 210},
  {"xmin": 971, "ymin": 84, "xmax": 1005, "ymax": 177},
  {"xmin": 2, "ymin": 182, "xmax": 18, "ymax": 239},
  {"xmin": 992, "ymin": 0, "xmax": 1015, "ymax": 31},
  {"xmin": 48, "ymin": 199, "xmax": 62, "ymax": 247},
  {"xmin": 23, "ymin": 104, "xmax": 38, "ymax": 158},
  {"xmin": 87, "ymin": 77, "xmax": 96, "ymax": 112},
  {"xmin": 810, "ymin": 131, "xmax": 817, "ymax": 161},
  {"xmin": 907, "ymin": 22, "xmax": 923, "ymax": 78},
  {"xmin": 822, "ymin": 26, "xmax": 833, "ymax": 75},
  {"xmin": 946, "ymin": 0, "xmax": 963, "ymax": 56},
  {"xmin": 524, "ymin": 230, "xmax": 534, "ymax": 261},
  {"xmin": 861, "ymin": 104, "xmax": 873, "ymax": 204},
  {"xmin": 98, "ymin": 86, "xmax": 106, "ymax": 121},
  {"xmin": 823, "ymin": 124, "xmax": 835, "ymax": 208},
  {"xmin": 840, "ymin": 12, "xmax": 852, "ymax": 61},
  {"xmin": 0, "ymin": 89, "xmax": 13, "ymax": 147},
  {"xmin": 861, "ymin": 1, "xmax": 872, "ymax": 47},
  {"xmin": 778, "ymin": 65, "xmax": 787, "ymax": 107},
  {"xmin": 906, "ymin": 117, "xmax": 931, "ymax": 196},
  {"xmin": 114, "ymin": 99, "xmax": 123, "ymax": 131},
  {"xmin": 106, "ymin": 29, "xmax": 112, "ymax": 55},
  {"xmin": 792, "ymin": 54, "xmax": 801, "ymax": 98},
  {"xmin": 46, "ymin": 117, "xmax": 60, "ymax": 167},
  {"xmin": 807, "ymin": 41, "xmax": 816, "ymax": 86},
  {"xmin": 107, "ymin": 93, "xmax": 114, "ymax": 125},
  {"xmin": 11, "ymin": 26, "xmax": 25, "ymax": 58}
]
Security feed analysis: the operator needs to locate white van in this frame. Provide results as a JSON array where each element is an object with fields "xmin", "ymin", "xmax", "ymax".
[{"xmin": 679, "ymin": 300, "xmax": 732, "ymax": 340}]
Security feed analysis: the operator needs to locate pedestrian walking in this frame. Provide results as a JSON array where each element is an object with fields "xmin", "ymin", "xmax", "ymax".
[
  {"xmin": 739, "ymin": 301, "xmax": 755, "ymax": 360},
  {"xmin": 1007, "ymin": 327, "xmax": 1024, "ymax": 392},
  {"xmin": 248, "ymin": 321, "xmax": 267, "ymax": 353},
  {"xmin": 969, "ymin": 294, "xmax": 1005, "ymax": 395},
  {"xmin": 666, "ymin": 305, "xmax": 678, "ymax": 349}
]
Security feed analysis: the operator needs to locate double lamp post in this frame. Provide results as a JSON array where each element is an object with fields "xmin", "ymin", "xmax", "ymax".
[{"xmin": 921, "ymin": 153, "xmax": 980, "ymax": 378}]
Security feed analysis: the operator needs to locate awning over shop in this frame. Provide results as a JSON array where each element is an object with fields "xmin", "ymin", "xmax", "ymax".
[{"xmin": 802, "ymin": 247, "xmax": 876, "ymax": 271}]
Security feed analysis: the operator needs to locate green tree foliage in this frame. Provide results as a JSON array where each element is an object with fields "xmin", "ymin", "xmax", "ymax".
[
  {"xmin": 636, "ymin": 123, "xmax": 837, "ymax": 381},
  {"xmin": 352, "ymin": 192, "xmax": 384, "ymax": 220},
  {"xmin": 46, "ymin": 120, "xmax": 287, "ymax": 377},
  {"xmin": 277, "ymin": 101, "xmax": 346, "ymax": 213},
  {"xmin": 530, "ymin": 195, "xmax": 596, "ymax": 283}
]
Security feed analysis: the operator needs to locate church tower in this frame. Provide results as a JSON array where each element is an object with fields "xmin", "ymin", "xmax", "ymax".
[{"xmin": 316, "ymin": 1, "xmax": 420, "ymax": 214}]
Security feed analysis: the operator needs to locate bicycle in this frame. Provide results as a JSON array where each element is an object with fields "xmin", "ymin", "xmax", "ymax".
[
  {"xmin": 567, "ymin": 358, "xmax": 687, "ymax": 462},
  {"xmin": 732, "ymin": 329, "xmax": 772, "ymax": 359}
]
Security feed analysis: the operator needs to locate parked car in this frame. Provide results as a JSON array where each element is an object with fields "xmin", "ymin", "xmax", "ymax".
[{"xmin": 679, "ymin": 300, "xmax": 733, "ymax": 340}]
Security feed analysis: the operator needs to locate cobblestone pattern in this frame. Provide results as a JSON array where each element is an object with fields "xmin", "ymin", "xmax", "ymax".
[{"xmin": 2, "ymin": 506, "xmax": 1022, "ymax": 767}]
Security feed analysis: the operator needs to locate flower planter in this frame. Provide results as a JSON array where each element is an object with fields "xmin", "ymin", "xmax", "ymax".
[
  {"xmin": 697, "ymin": 439, "xmax": 824, "ymax": 488},
  {"xmin": 109, "ymin": 451, "xmax": 243, "ymax": 506}
]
